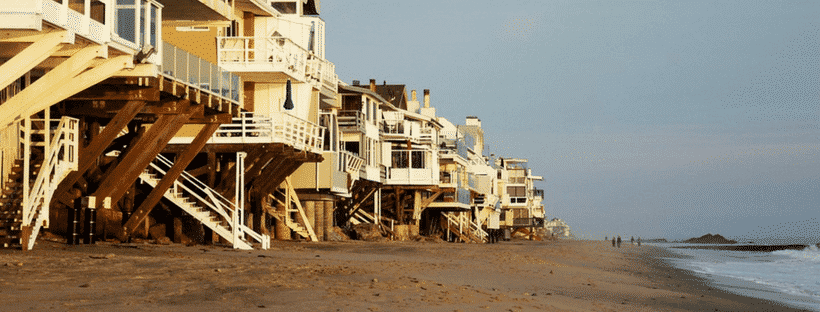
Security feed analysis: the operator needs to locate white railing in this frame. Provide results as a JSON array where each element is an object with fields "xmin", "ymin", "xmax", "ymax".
[
  {"xmin": 217, "ymin": 36, "xmax": 307, "ymax": 78},
  {"xmin": 217, "ymin": 36, "xmax": 338, "ymax": 90},
  {"xmin": 170, "ymin": 112, "xmax": 325, "ymax": 153},
  {"xmin": 338, "ymin": 150, "xmax": 364, "ymax": 174},
  {"xmin": 338, "ymin": 111, "xmax": 365, "ymax": 132},
  {"xmin": 442, "ymin": 212, "xmax": 487, "ymax": 243},
  {"xmin": 21, "ymin": 116, "xmax": 79, "ymax": 250},
  {"xmin": 419, "ymin": 128, "xmax": 434, "ymax": 142},
  {"xmin": 275, "ymin": 112, "xmax": 325, "ymax": 153},
  {"xmin": 146, "ymin": 154, "xmax": 268, "ymax": 249}
]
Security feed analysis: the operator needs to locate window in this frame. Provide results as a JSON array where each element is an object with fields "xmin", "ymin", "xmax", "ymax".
[
  {"xmin": 115, "ymin": 0, "xmax": 137, "ymax": 43},
  {"xmin": 90, "ymin": 0, "xmax": 106, "ymax": 24},
  {"xmin": 271, "ymin": 1, "xmax": 297, "ymax": 14},
  {"xmin": 69, "ymin": 0, "xmax": 85, "ymax": 14},
  {"xmin": 344, "ymin": 142, "xmax": 359, "ymax": 156},
  {"xmin": 507, "ymin": 186, "xmax": 525, "ymax": 197},
  {"xmin": 411, "ymin": 151, "xmax": 425, "ymax": 169},
  {"xmin": 224, "ymin": 20, "xmax": 239, "ymax": 37},
  {"xmin": 149, "ymin": 4, "xmax": 157, "ymax": 46},
  {"xmin": 392, "ymin": 151, "xmax": 408, "ymax": 168},
  {"xmin": 176, "ymin": 26, "xmax": 210, "ymax": 32}
]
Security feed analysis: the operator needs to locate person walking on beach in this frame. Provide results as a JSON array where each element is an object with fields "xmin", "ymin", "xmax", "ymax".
[
  {"xmin": 617, "ymin": 236, "xmax": 622, "ymax": 248},
  {"xmin": 605, "ymin": 236, "xmax": 608, "ymax": 241},
  {"xmin": 631, "ymin": 236, "xmax": 635, "ymax": 245},
  {"xmin": 637, "ymin": 237, "xmax": 641, "ymax": 246},
  {"xmin": 611, "ymin": 237, "xmax": 615, "ymax": 247}
]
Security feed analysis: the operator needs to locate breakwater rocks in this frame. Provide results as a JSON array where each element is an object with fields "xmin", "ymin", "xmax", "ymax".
[
  {"xmin": 681, "ymin": 233, "xmax": 737, "ymax": 244},
  {"xmin": 672, "ymin": 244, "xmax": 809, "ymax": 252}
]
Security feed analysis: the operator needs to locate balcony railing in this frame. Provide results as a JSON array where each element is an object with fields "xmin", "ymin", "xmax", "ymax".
[
  {"xmin": 218, "ymin": 36, "xmax": 306, "ymax": 77},
  {"xmin": 170, "ymin": 112, "xmax": 325, "ymax": 154},
  {"xmin": 217, "ymin": 36, "xmax": 338, "ymax": 90},
  {"xmin": 161, "ymin": 42, "xmax": 240, "ymax": 104},
  {"xmin": 338, "ymin": 150, "xmax": 364, "ymax": 174},
  {"xmin": 419, "ymin": 127, "xmax": 434, "ymax": 143},
  {"xmin": 338, "ymin": 110, "xmax": 365, "ymax": 132}
]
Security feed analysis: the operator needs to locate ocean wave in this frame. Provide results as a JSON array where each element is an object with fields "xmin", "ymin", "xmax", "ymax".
[{"xmin": 772, "ymin": 245, "xmax": 820, "ymax": 263}]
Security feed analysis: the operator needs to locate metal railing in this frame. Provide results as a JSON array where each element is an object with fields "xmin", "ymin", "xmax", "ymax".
[
  {"xmin": 161, "ymin": 42, "xmax": 240, "ymax": 103},
  {"xmin": 21, "ymin": 116, "xmax": 79, "ymax": 250}
]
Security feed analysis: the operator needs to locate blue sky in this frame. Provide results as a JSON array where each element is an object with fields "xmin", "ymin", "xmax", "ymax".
[{"xmin": 322, "ymin": 0, "xmax": 820, "ymax": 241}]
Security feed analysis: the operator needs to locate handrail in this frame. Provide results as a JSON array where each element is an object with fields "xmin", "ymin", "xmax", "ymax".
[
  {"xmin": 148, "ymin": 154, "xmax": 232, "ymax": 221},
  {"xmin": 144, "ymin": 153, "xmax": 269, "ymax": 249},
  {"xmin": 21, "ymin": 116, "xmax": 79, "ymax": 250},
  {"xmin": 339, "ymin": 150, "xmax": 364, "ymax": 174},
  {"xmin": 162, "ymin": 42, "xmax": 240, "ymax": 104},
  {"xmin": 217, "ymin": 36, "xmax": 337, "ymax": 90}
]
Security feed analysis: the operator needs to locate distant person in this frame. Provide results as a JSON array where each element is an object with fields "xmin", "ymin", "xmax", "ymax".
[
  {"xmin": 611, "ymin": 237, "xmax": 615, "ymax": 247},
  {"xmin": 617, "ymin": 236, "xmax": 622, "ymax": 248},
  {"xmin": 638, "ymin": 237, "xmax": 641, "ymax": 246},
  {"xmin": 631, "ymin": 236, "xmax": 635, "ymax": 245},
  {"xmin": 605, "ymin": 236, "xmax": 608, "ymax": 241}
]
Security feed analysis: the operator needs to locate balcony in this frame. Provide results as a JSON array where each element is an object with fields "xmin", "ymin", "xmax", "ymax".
[
  {"xmin": 338, "ymin": 110, "xmax": 365, "ymax": 133},
  {"xmin": 216, "ymin": 36, "xmax": 337, "ymax": 91},
  {"xmin": 169, "ymin": 112, "xmax": 325, "ymax": 154},
  {"xmin": 0, "ymin": 0, "xmax": 161, "ymax": 52},
  {"xmin": 512, "ymin": 218, "xmax": 543, "ymax": 227},
  {"xmin": 386, "ymin": 149, "xmax": 437, "ymax": 185},
  {"xmin": 161, "ymin": 42, "xmax": 240, "ymax": 109}
]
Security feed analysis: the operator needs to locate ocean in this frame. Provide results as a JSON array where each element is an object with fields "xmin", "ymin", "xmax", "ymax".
[{"xmin": 655, "ymin": 242, "xmax": 820, "ymax": 310}]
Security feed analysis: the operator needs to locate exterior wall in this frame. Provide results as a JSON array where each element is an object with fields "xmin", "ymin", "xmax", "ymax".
[{"xmin": 162, "ymin": 26, "xmax": 220, "ymax": 64}]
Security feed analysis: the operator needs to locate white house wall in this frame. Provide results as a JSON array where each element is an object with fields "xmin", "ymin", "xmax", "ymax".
[{"xmin": 253, "ymin": 82, "xmax": 314, "ymax": 121}]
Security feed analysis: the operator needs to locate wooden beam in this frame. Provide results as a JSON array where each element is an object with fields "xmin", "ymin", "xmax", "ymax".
[
  {"xmin": 0, "ymin": 30, "xmax": 68, "ymax": 91},
  {"xmin": 92, "ymin": 103, "xmax": 197, "ymax": 205},
  {"xmin": 119, "ymin": 122, "xmax": 220, "ymax": 240},
  {"xmin": 68, "ymin": 85, "xmax": 160, "ymax": 101},
  {"xmin": 30, "ymin": 55, "xmax": 133, "ymax": 115},
  {"xmin": 0, "ymin": 44, "xmax": 104, "ymax": 130},
  {"xmin": 347, "ymin": 188, "xmax": 377, "ymax": 223}
]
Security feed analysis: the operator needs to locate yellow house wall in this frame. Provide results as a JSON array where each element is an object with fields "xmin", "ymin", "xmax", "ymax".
[{"xmin": 162, "ymin": 26, "xmax": 220, "ymax": 64}]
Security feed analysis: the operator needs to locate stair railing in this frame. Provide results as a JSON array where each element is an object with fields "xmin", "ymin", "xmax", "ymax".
[
  {"xmin": 21, "ymin": 116, "xmax": 79, "ymax": 250},
  {"xmin": 147, "ymin": 153, "xmax": 269, "ymax": 249}
]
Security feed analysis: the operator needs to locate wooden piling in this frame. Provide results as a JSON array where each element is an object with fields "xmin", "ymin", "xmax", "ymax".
[
  {"xmin": 314, "ymin": 201, "xmax": 324, "ymax": 241},
  {"xmin": 324, "ymin": 200, "xmax": 333, "ymax": 241}
]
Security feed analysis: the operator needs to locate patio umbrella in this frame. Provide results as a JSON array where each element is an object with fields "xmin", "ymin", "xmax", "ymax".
[{"xmin": 283, "ymin": 79, "xmax": 294, "ymax": 110}]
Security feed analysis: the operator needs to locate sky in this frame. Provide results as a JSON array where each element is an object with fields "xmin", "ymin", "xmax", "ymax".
[{"xmin": 321, "ymin": 0, "xmax": 820, "ymax": 241}]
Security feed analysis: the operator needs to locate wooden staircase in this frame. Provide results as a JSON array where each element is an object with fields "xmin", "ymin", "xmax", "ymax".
[
  {"xmin": 264, "ymin": 179, "xmax": 318, "ymax": 242},
  {"xmin": 138, "ymin": 154, "xmax": 269, "ymax": 250},
  {"xmin": 0, "ymin": 157, "xmax": 40, "ymax": 248},
  {"xmin": 442, "ymin": 212, "xmax": 487, "ymax": 243},
  {"xmin": 0, "ymin": 116, "xmax": 79, "ymax": 250}
]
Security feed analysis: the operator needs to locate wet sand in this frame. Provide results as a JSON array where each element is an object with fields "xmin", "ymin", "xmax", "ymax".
[{"xmin": 0, "ymin": 239, "xmax": 811, "ymax": 311}]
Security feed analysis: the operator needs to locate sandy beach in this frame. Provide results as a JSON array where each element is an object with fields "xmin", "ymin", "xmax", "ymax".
[{"xmin": 0, "ymin": 239, "xmax": 811, "ymax": 311}]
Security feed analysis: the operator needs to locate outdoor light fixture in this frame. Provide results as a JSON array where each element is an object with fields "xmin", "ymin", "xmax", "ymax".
[{"xmin": 283, "ymin": 79, "xmax": 294, "ymax": 110}]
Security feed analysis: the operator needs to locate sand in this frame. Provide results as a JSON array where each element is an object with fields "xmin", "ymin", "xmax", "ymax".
[{"xmin": 0, "ymin": 239, "xmax": 811, "ymax": 311}]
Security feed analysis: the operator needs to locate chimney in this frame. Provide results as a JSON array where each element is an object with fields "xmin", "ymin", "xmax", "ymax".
[
  {"xmin": 369, "ymin": 79, "xmax": 376, "ymax": 92},
  {"xmin": 423, "ymin": 89, "xmax": 430, "ymax": 108},
  {"xmin": 352, "ymin": 80, "xmax": 360, "ymax": 86},
  {"xmin": 411, "ymin": 90, "xmax": 417, "ymax": 101}
]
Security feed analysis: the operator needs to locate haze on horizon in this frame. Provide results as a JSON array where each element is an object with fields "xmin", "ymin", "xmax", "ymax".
[{"xmin": 323, "ymin": 0, "xmax": 820, "ymax": 242}]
